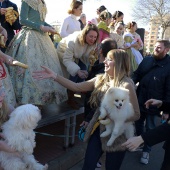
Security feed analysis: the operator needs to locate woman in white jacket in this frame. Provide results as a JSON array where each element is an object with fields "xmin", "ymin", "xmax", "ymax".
[
  {"xmin": 59, "ymin": 0, "xmax": 83, "ymax": 38},
  {"xmin": 57, "ymin": 23, "xmax": 99, "ymax": 80},
  {"xmin": 57, "ymin": 23, "xmax": 99, "ymax": 108}
]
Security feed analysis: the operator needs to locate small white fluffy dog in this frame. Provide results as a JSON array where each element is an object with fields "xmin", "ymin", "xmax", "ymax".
[
  {"xmin": 99, "ymin": 87, "xmax": 135, "ymax": 146},
  {"xmin": 0, "ymin": 104, "xmax": 48, "ymax": 170}
]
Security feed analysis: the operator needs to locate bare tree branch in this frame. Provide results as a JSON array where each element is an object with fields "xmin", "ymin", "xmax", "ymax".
[{"xmin": 132, "ymin": 0, "xmax": 170, "ymax": 38}]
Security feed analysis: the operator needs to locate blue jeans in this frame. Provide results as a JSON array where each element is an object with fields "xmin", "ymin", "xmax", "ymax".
[
  {"xmin": 135, "ymin": 113, "xmax": 156, "ymax": 152},
  {"xmin": 82, "ymin": 127, "xmax": 126, "ymax": 170},
  {"xmin": 70, "ymin": 60, "xmax": 87, "ymax": 83}
]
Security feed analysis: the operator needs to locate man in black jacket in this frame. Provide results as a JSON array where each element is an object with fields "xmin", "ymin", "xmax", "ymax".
[
  {"xmin": 132, "ymin": 40, "xmax": 170, "ymax": 164},
  {"xmin": 122, "ymin": 99, "xmax": 170, "ymax": 170},
  {"xmin": 0, "ymin": 0, "xmax": 21, "ymax": 52}
]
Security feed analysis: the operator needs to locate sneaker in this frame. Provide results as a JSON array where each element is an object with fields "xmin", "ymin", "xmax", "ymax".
[
  {"xmin": 96, "ymin": 162, "xmax": 102, "ymax": 168},
  {"xmin": 140, "ymin": 152, "xmax": 149, "ymax": 164}
]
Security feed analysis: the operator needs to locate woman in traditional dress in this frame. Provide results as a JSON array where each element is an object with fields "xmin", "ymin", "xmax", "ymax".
[
  {"xmin": 90, "ymin": 5, "xmax": 106, "ymax": 26},
  {"xmin": 110, "ymin": 22, "xmax": 124, "ymax": 49},
  {"xmin": 6, "ymin": 0, "xmax": 67, "ymax": 107},
  {"xmin": 0, "ymin": 25, "xmax": 16, "ymax": 107},
  {"xmin": 124, "ymin": 21, "xmax": 143, "ymax": 73},
  {"xmin": 109, "ymin": 11, "xmax": 124, "ymax": 33},
  {"xmin": 97, "ymin": 10, "xmax": 112, "ymax": 43}
]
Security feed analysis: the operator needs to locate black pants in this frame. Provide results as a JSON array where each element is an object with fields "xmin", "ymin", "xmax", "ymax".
[
  {"xmin": 161, "ymin": 140, "xmax": 170, "ymax": 170},
  {"xmin": 82, "ymin": 127, "xmax": 126, "ymax": 170},
  {"xmin": 142, "ymin": 123, "xmax": 170, "ymax": 170}
]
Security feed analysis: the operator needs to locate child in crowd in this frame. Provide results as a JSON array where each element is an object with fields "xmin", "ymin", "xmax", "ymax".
[
  {"xmin": 97, "ymin": 10, "xmax": 112, "ymax": 43},
  {"xmin": 109, "ymin": 11, "xmax": 124, "ymax": 33},
  {"xmin": 90, "ymin": 5, "xmax": 106, "ymax": 25},
  {"xmin": 110, "ymin": 22, "xmax": 124, "ymax": 48},
  {"xmin": 124, "ymin": 21, "xmax": 143, "ymax": 73}
]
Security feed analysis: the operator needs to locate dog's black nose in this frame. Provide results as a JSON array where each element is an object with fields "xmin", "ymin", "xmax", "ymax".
[{"xmin": 119, "ymin": 103, "xmax": 122, "ymax": 106}]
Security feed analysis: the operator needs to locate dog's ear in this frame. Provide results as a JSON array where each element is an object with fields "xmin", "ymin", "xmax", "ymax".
[{"xmin": 11, "ymin": 104, "xmax": 41, "ymax": 129}]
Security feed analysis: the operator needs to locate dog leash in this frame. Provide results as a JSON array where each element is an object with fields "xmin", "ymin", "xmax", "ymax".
[{"xmin": 35, "ymin": 131, "xmax": 78, "ymax": 138}]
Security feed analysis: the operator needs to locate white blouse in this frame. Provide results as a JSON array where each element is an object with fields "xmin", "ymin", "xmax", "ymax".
[{"xmin": 59, "ymin": 14, "xmax": 81, "ymax": 38}]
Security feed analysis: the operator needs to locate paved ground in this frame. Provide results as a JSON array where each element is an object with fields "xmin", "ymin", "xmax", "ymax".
[
  {"xmin": 68, "ymin": 116, "xmax": 164, "ymax": 170},
  {"xmin": 68, "ymin": 142, "xmax": 164, "ymax": 170},
  {"xmin": 34, "ymin": 101, "xmax": 165, "ymax": 170}
]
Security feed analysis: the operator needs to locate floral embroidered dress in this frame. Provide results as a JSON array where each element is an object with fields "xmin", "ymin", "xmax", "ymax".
[
  {"xmin": 0, "ymin": 62, "xmax": 16, "ymax": 107},
  {"xmin": 6, "ymin": 0, "xmax": 67, "ymax": 105},
  {"xmin": 110, "ymin": 32, "xmax": 124, "ymax": 49}
]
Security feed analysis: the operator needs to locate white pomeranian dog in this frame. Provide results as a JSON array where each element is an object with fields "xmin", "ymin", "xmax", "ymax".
[
  {"xmin": 99, "ymin": 87, "xmax": 135, "ymax": 146},
  {"xmin": 0, "ymin": 104, "xmax": 48, "ymax": 170}
]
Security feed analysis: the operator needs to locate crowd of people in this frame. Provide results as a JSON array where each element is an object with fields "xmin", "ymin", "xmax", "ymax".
[{"xmin": 0, "ymin": 0, "xmax": 169, "ymax": 170}]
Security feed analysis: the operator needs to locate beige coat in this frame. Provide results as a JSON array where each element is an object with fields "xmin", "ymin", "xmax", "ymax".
[{"xmin": 57, "ymin": 31, "xmax": 96, "ymax": 77}]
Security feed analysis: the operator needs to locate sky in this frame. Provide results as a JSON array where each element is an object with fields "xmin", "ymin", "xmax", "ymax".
[{"xmin": 12, "ymin": 0, "xmax": 144, "ymax": 28}]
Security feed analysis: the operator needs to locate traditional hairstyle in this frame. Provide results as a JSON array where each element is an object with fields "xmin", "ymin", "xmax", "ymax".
[
  {"xmin": 99, "ymin": 10, "xmax": 112, "ymax": 21},
  {"xmin": 89, "ymin": 49, "xmax": 130, "ymax": 107},
  {"xmin": 68, "ymin": 0, "xmax": 82, "ymax": 14},
  {"xmin": 125, "ymin": 21, "xmax": 137, "ymax": 30},
  {"xmin": 115, "ymin": 21, "xmax": 124, "ymax": 28},
  {"xmin": 109, "ymin": 11, "xmax": 124, "ymax": 27},
  {"xmin": 156, "ymin": 40, "xmax": 170, "ymax": 48},
  {"xmin": 78, "ymin": 23, "xmax": 99, "ymax": 46},
  {"xmin": 97, "ymin": 5, "xmax": 106, "ymax": 13},
  {"xmin": 100, "ymin": 38, "xmax": 117, "ymax": 57},
  {"xmin": 112, "ymin": 11, "xmax": 124, "ymax": 20}
]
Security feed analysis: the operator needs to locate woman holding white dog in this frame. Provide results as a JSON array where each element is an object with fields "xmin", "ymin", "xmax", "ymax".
[{"xmin": 32, "ymin": 49, "xmax": 140, "ymax": 170}]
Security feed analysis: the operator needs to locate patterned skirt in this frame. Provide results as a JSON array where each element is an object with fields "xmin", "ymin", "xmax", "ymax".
[{"xmin": 6, "ymin": 28, "xmax": 67, "ymax": 105}]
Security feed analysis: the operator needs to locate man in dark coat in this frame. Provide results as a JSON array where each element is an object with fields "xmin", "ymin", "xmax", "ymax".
[
  {"xmin": 0, "ymin": 0, "xmax": 21, "ymax": 52},
  {"xmin": 132, "ymin": 39, "xmax": 170, "ymax": 164}
]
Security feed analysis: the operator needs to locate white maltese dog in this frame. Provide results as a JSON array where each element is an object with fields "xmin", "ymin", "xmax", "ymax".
[
  {"xmin": 99, "ymin": 87, "xmax": 135, "ymax": 146},
  {"xmin": 0, "ymin": 104, "xmax": 48, "ymax": 170}
]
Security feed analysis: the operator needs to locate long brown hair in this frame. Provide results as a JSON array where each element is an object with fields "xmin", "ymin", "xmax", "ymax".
[
  {"xmin": 78, "ymin": 23, "xmax": 99, "ymax": 46},
  {"xmin": 89, "ymin": 49, "xmax": 130, "ymax": 107},
  {"xmin": 68, "ymin": 0, "xmax": 82, "ymax": 14}
]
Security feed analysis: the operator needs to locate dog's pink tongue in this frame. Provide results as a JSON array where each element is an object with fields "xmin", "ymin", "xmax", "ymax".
[{"xmin": 116, "ymin": 106, "xmax": 121, "ymax": 109}]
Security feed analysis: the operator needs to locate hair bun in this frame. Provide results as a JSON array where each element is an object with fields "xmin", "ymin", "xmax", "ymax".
[{"xmin": 97, "ymin": 5, "xmax": 106, "ymax": 13}]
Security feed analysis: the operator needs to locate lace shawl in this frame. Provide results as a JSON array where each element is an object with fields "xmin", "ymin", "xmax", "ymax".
[{"xmin": 23, "ymin": 0, "xmax": 47, "ymax": 21}]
